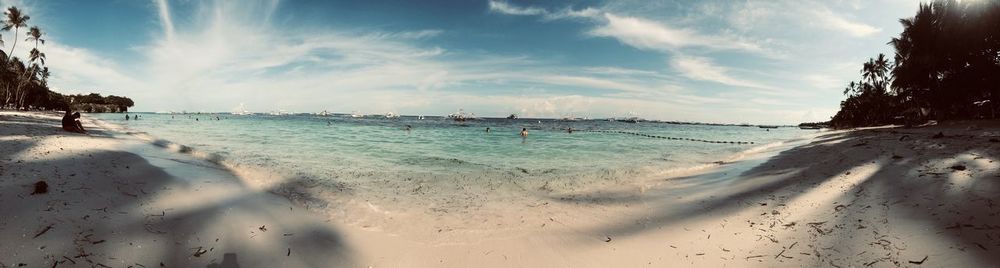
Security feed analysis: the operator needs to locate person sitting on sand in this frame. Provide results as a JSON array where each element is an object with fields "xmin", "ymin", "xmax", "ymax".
[
  {"xmin": 61, "ymin": 110, "xmax": 76, "ymax": 131},
  {"xmin": 62, "ymin": 111, "xmax": 86, "ymax": 134},
  {"xmin": 520, "ymin": 128, "xmax": 528, "ymax": 137},
  {"xmin": 73, "ymin": 112, "xmax": 87, "ymax": 133}
]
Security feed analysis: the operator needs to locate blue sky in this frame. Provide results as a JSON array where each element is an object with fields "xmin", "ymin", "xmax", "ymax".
[{"xmin": 5, "ymin": 0, "xmax": 920, "ymax": 124}]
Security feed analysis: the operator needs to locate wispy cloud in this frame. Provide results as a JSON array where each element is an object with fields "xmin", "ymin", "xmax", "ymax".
[
  {"xmin": 813, "ymin": 8, "xmax": 881, "ymax": 37},
  {"xmin": 589, "ymin": 13, "xmax": 763, "ymax": 53},
  {"xmin": 154, "ymin": 0, "xmax": 175, "ymax": 41},
  {"xmin": 487, "ymin": 0, "xmax": 545, "ymax": 16},
  {"xmin": 670, "ymin": 56, "xmax": 771, "ymax": 90},
  {"xmin": 21, "ymin": 0, "xmax": 915, "ymax": 124}
]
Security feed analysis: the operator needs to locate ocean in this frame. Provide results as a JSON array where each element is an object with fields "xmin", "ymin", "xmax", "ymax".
[{"xmin": 93, "ymin": 113, "xmax": 809, "ymax": 234}]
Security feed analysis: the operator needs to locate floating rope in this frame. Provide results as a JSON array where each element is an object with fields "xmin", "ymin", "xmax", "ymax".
[{"xmin": 580, "ymin": 129, "xmax": 755, "ymax": 145}]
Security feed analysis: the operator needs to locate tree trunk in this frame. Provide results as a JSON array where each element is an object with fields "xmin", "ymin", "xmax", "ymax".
[{"xmin": 7, "ymin": 27, "xmax": 19, "ymax": 62}]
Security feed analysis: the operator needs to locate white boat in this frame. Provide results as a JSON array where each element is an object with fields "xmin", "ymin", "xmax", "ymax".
[
  {"xmin": 317, "ymin": 110, "xmax": 331, "ymax": 116},
  {"xmin": 385, "ymin": 112, "xmax": 400, "ymax": 119},
  {"xmin": 350, "ymin": 111, "xmax": 364, "ymax": 118},
  {"xmin": 268, "ymin": 110, "xmax": 289, "ymax": 116},
  {"xmin": 448, "ymin": 109, "xmax": 477, "ymax": 121},
  {"xmin": 232, "ymin": 103, "xmax": 252, "ymax": 115}
]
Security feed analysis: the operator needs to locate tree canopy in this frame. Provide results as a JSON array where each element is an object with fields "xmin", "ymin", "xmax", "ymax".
[
  {"xmin": 831, "ymin": 0, "xmax": 1000, "ymax": 127},
  {"xmin": 0, "ymin": 5, "xmax": 132, "ymax": 112}
]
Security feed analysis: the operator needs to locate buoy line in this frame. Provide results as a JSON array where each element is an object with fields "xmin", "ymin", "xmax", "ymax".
[{"xmin": 579, "ymin": 129, "xmax": 755, "ymax": 145}]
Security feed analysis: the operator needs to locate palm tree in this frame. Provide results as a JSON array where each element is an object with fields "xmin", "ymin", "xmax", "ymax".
[
  {"xmin": 25, "ymin": 26, "xmax": 42, "ymax": 48},
  {"xmin": 3, "ymin": 6, "xmax": 29, "ymax": 61},
  {"xmin": 28, "ymin": 47, "xmax": 43, "ymax": 65},
  {"xmin": 38, "ymin": 66, "xmax": 48, "ymax": 86}
]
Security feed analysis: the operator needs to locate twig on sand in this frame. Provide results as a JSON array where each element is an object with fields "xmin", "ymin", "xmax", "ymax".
[
  {"xmin": 745, "ymin": 255, "xmax": 765, "ymax": 261},
  {"xmin": 34, "ymin": 224, "xmax": 54, "ymax": 238},
  {"xmin": 287, "ymin": 248, "xmax": 291, "ymax": 257},
  {"xmin": 192, "ymin": 247, "xmax": 208, "ymax": 257},
  {"xmin": 808, "ymin": 222, "xmax": 829, "ymax": 235},
  {"xmin": 775, "ymin": 242, "xmax": 798, "ymax": 259},
  {"xmin": 865, "ymin": 258, "xmax": 889, "ymax": 266},
  {"xmin": 909, "ymin": 255, "xmax": 928, "ymax": 264}
]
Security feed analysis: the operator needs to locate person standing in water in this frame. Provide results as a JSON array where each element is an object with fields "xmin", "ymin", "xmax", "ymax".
[
  {"xmin": 520, "ymin": 128, "xmax": 528, "ymax": 137},
  {"xmin": 485, "ymin": 127, "xmax": 490, "ymax": 133},
  {"xmin": 125, "ymin": 114, "xmax": 130, "ymax": 121}
]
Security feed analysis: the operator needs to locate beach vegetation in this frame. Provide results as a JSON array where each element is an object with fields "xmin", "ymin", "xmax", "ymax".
[
  {"xmin": 832, "ymin": 0, "xmax": 1000, "ymax": 127},
  {"xmin": 0, "ymin": 6, "xmax": 131, "ymax": 112}
]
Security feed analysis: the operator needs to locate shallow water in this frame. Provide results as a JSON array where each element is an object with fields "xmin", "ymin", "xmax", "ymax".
[{"xmin": 94, "ymin": 113, "xmax": 809, "ymax": 232}]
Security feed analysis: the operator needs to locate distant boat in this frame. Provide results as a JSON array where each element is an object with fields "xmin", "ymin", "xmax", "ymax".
[
  {"xmin": 418, "ymin": 115, "xmax": 425, "ymax": 120},
  {"xmin": 232, "ymin": 103, "xmax": 252, "ymax": 115},
  {"xmin": 799, "ymin": 125, "xmax": 822, "ymax": 129},
  {"xmin": 622, "ymin": 117, "xmax": 640, "ymax": 123},
  {"xmin": 759, "ymin": 125, "xmax": 779, "ymax": 129},
  {"xmin": 507, "ymin": 114, "xmax": 518, "ymax": 120},
  {"xmin": 268, "ymin": 110, "xmax": 289, "ymax": 116},
  {"xmin": 448, "ymin": 109, "xmax": 475, "ymax": 121},
  {"xmin": 350, "ymin": 111, "xmax": 364, "ymax": 118},
  {"xmin": 317, "ymin": 110, "xmax": 331, "ymax": 116},
  {"xmin": 385, "ymin": 112, "xmax": 400, "ymax": 119}
]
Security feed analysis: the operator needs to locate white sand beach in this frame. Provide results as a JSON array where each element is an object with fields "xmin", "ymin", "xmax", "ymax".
[{"xmin": 2, "ymin": 111, "xmax": 999, "ymax": 267}]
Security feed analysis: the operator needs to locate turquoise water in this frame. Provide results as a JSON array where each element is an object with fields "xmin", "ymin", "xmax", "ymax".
[{"xmin": 93, "ymin": 113, "xmax": 807, "ymax": 220}]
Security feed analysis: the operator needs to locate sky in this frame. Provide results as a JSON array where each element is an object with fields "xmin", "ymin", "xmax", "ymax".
[{"xmin": 1, "ymin": 0, "xmax": 922, "ymax": 124}]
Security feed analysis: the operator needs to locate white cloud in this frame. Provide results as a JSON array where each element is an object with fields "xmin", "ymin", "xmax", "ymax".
[
  {"xmin": 670, "ymin": 56, "xmax": 771, "ymax": 90},
  {"xmin": 813, "ymin": 9, "xmax": 881, "ymax": 37},
  {"xmin": 538, "ymin": 75, "xmax": 667, "ymax": 95},
  {"xmin": 590, "ymin": 13, "xmax": 763, "ymax": 53},
  {"xmin": 28, "ymin": 0, "xmax": 896, "ymax": 124},
  {"xmin": 487, "ymin": 0, "xmax": 545, "ymax": 16},
  {"xmin": 154, "ymin": 0, "xmax": 175, "ymax": 41}
]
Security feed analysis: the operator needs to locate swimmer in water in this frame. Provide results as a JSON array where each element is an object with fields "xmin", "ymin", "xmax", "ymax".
[
  {"xmin": 567, "ymin": 127, "xmax": 573, "ymax": 133},
  {"xmin": 520, "ymin": 128, "xmax": 528, "ymax": 137},
  {"xmin": 405, "ymin": 125, "xmax": 412, "ymax": 132},
  {"xmin": 486, "ymin": 127, "xmax": 490, "ymax": 133}
]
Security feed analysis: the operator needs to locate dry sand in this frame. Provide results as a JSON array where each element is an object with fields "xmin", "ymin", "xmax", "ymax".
[{"xmin": 2, "ymin": 111, "xmax": 998, "ymax": 267}]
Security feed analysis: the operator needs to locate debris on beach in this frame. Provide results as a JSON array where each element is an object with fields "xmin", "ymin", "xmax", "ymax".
[
  {"xmin": 192, "ymin": 247, "xmax": 208, "ymax": 257},
  {"xmin": 259, "ymin": 225, "xmax": 267, "ymax": 232},
  {"xmin": 932, "ymin": 132, "xmax": 945, "ymax": 139},
  {"xmin": 604, "ymin": 236, "xmax": 612, "ymax": 242},
  {"xmin": 33, "ymin": 224, "xmax": 54, "ymax": 238},
  {"xmin": 31, "ymin": 180, "xmax": 48, "ymax": 195},
  {"xmin": 909, "ymin": 255, "xmax": 928, "ymax": 264},
  {"xmin": 950, "ymin": 165, "xmax": 966, "ymax": 171}
]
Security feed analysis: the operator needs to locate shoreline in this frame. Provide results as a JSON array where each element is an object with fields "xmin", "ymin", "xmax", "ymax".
[
  {"xmin": 3, "ymin": 111, "xmax": 998, "ymax": 267},
  {"xmin": 86, "ymin": 113, "xmax": 814, "ymax": 241}
]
